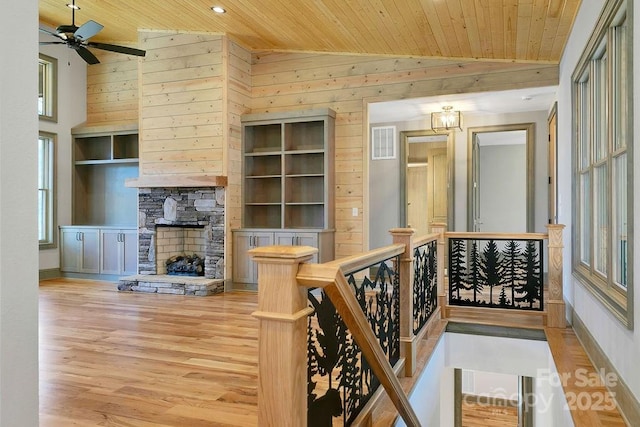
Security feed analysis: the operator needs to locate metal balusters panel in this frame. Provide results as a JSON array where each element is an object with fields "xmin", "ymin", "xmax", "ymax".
[
  {"xmin": 306, "ymin": 255, "xmax": 400, "ymax": 426},
  {"xmin": 448, "ymin": 238, "xmax": 544, "ymax": 310},
  {"xmin": 413, "ymin": 240, "xmax": 438, "ymax": 334}
]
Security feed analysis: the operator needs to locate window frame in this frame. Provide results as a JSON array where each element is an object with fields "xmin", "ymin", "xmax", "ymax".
[
  {"xmin": 38, "ymin": 132, "xmax": 56, "ymax": 250},
  {"xmin": 571, "ymin": 0, "xmax": 634, "ymax": 328},
  {"xmin": 38, "ymin": 54, "xmax": 58, "ymax": 122}
]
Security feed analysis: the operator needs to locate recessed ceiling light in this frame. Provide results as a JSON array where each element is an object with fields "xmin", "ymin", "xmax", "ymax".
[
  {"xmin": 66, "ymin": 3, "xmax": 80, "ymax": 9},
  {"xmin": 211, "ymin": 6, "xmax": 226, "ymax": 13}
]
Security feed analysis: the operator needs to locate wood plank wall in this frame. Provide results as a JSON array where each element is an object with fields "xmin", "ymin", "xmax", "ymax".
[
  {"xmin": 85, "ymin": 38, "xmax": 558, "ymax": 266},
  {"xmin": 86, "ymin": 51, "xmax": 139, "ymax": 124},
  {"xmin": 138, "ymin": 31, "xmax": 226, "ymax": 177},
  {"xmin": 250, "ymin": 52, "xmax": 558, "ymax": 257}
]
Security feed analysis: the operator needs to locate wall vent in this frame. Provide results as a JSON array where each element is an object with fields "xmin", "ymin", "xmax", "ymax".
[{"xmin": 371, "ymin": 126, "xmax": 396, "ymax": 160}]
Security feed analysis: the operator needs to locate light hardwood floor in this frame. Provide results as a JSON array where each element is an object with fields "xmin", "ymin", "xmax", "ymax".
[
  {"xmin": 39, "ymin": 278, "xmax": 259, "ymax": 427},
  {"xmin": 40, "ymin": 279, "xmax": 628, "ymax": 427}
]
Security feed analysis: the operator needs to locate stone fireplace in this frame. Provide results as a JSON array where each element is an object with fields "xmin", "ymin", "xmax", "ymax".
[{"xmin": 118, "ymin": 185, "xmax": 225, "ymax": 296}]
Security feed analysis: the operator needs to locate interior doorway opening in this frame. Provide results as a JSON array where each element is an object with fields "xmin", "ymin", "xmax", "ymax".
[{"xmin": 400, "ymin": 130, "xmax": 453, "ymax": 235}]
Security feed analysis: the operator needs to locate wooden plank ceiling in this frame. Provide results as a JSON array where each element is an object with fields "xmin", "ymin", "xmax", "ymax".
[{"xmin": 39, "ymin": 0, "xmax": 581, "ymax": 63}]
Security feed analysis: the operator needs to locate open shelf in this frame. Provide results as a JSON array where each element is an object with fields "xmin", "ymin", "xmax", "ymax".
[
  {"xmin": 244, "ymin": 124, "xmax": 282, "ymax": 154},
  {"xmin": 72, "ymin": 129, "xmax": 139, "ymax": 226},
  {"xmin": 241, "ymin": 108, "xmax": 335, "ymax": 231}
]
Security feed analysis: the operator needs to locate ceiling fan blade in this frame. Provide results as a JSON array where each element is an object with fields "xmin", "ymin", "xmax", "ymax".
[
  {"xmin": 75, "ymin": 46, "xmax": 100, "ymax": 65},
  {"xmin": 39, "ymin": 42, "xmax": 66, "ymax": 45},
  {"xmin": 39, "ymin": 27, "xmax": 65, "ymax": 40},
  {"xmin": 87, "ymin": 42, "xmax": 146, "ymax": 57},
  {"xmin": 74, "ymin": 20, "xmax": 103, "ymax": 41}
]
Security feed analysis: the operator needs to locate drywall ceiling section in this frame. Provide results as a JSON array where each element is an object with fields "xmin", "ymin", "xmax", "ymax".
[{"xmin": 369, "ymin": 86, "xmax": 557, "ymax": 123}]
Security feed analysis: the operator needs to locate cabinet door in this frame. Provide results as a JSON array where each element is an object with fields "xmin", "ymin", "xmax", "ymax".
[
  {"xmin": 60, "ymin": 228, "xmax": 81, "ymax": 272},
  {"xmin": 121, "ymin": 230, "xmax": 138, "ymax": 275},
  {"xmin": 233, "ymin": 232, "xmax": 255, "ymax": 284},
  {"xmin": 233, "ymin": 231, "xmax": 274, "ymax": 284},
  {"xmin": 100, "ymin": 230, "xmax": 121, "ymax": 275},
  {"xmin": 275, "ymin": 231, "xmax": 319, "ymax": 263},
  {"xmin": 79, "ymin": 229, "xmax": 100, "ymax": 274}
]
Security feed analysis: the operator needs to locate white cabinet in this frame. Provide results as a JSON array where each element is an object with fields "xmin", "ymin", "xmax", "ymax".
[
  {"xmin": 61, "ymin": 226, "xmax": 136, "ymax": 277},
  {"xmin": 100, "ymin": 229, "xmax": 137, "ymax": 275},
  {"xmin": 60, "ymin": 227, "xmax": 100, "ymax": 273},
  {"xmin": 232, "ymin": 231, "xmax": 274, "ymax": 284}
]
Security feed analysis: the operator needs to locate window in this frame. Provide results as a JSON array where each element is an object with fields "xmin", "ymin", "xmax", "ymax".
[
  {"xmin": 572, "ymin": 0, "xmax": 632, "ymax": 327},
  {"xmin": 39, "ymin": 132, "xmax": 56, "ymax": 249},
  {"xmin": 39, "ymin": 54, "xmax": 57, "ymax": 122}
]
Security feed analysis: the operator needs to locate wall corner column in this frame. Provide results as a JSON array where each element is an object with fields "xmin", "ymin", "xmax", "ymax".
[
  {"xmin": 546, "ymin": 224, "xmax": 566, "ymax": 328},
  {"xmin": 250, "ymin": 245, "xmax": 316, "ymax": 427}
]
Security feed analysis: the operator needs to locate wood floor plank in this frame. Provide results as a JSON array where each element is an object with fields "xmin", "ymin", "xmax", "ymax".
[{"xmin": 39, "ymin": 279, "xmax": 259, "ymax": 427}]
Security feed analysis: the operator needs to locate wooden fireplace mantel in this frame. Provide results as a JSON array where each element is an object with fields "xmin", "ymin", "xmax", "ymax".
[{"xmin": 125, "ymin": 175, "xmax": 228, "ymax": 188}]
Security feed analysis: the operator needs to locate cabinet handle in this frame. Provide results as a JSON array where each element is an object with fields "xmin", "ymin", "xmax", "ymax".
[
  {"xmin": 296, "ymin": 236, "xmax": 300, "ymax": 245},
  {"xmin": 78, "ymin": 232, "xmax": 83, "ymax": 241},
  {"xmin": 291, "ymin": 236, "xmax": 295, "ymax": 245},
  {"xmin": 250, "ymin": 235, "xmax": 255, "ymax": 247}
]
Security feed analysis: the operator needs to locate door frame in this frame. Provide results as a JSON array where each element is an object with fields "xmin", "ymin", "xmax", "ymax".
[
  {"xmin": 399, "ymin": 129, "xmax": 455, "ymax": 231},
  {"xmin": 467, "ymin": 122, "xmax": 535, "ymax": 232},
  {"xmin": 548, "ymin": 102, "xmax": 558, "ymax": 224}
]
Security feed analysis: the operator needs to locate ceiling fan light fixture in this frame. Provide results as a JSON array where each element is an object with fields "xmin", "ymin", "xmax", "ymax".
[
  {"xmin": 211, "ymin": 6, "xmax": 226, "ymax": 13},
  {"xmin": 431, "ymin": 105, "xmax": 462, "ymax": 132},
  {"xmin": 66, "ymin": 3, "xmax": 80, "ymax": 9}
]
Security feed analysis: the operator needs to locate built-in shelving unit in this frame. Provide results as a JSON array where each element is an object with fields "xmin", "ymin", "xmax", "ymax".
[
  {"xmin": 63, "ymin": 124, "xmax": 140, "ymax": 280},
  {"xmin": 71, "ymin": 125, "xmax": 139, "ymax": 226},
  {"xmin": 233, "ymin": 108, "xmax": 336, "ymax": 283}
]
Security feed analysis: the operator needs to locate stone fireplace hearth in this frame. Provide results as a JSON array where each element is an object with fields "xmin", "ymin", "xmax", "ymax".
[{"xmin": 118, "ymin": 186, "xmax": 225, "ymax": 296}]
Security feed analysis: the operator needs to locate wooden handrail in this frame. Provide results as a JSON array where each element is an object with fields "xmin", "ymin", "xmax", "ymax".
[
  {"xmin": 298, "ymin": 263, "xmax": 421, "ymax": 427},
  {"xmin": 412, "ymin": 232, "xmax": 440, "ymax": 249},
  {"xmin": 322, "ymin": 243, "xmax": 405, "ymax": 275},
  {"xmin": 445, "ymin": 231, "xmax": 548, "ymax": 240}
]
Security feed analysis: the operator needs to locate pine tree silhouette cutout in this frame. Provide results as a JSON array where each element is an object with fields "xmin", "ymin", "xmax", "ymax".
[
  {"xmin": 514, "ymin": 240, "xmax": 541, "ymax": 309},
  {"xmin": 498, "ymin": 286, "xmax": 509, "ymax": 307},
  {"xmin": 449, "ymin": 238, "xmax": 467, "ymax": 302},
  {"xmin": 468, "ymin": 240, "xmax": 483, "ymax": 303},
  {"xmin": 501, "ymin": 240, "xmax": 524, "ymax": 307},
  {"xmin": 480, "ymin": 239, "xmax": 501, "ymax": 306}
]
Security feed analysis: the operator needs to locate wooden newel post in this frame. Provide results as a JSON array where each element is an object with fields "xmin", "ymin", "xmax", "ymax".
[
  {"xmin": 249, "ymin": 245, "xmax": 317, "ymax": 427},
  {"xmin": 546, "ymin": 224, "xmax": 566, "ymax": 328},
  {"xmin": 430, "ymin": 223, "xmax": 447, "ymax": 318},
  {"xmin": 390, "ymin": 228, "xmax": 416, "ymax": 376}
]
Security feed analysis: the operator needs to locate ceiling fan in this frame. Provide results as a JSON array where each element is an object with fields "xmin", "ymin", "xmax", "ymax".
[{"xmin": 39, "ymin": 0, "xmax": 145, "ymax": 65}]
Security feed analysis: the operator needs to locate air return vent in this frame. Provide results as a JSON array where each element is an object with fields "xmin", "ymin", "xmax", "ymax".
[{"xmin": 371, "ymin": 126, "xmax": 396, "ymax": 160}]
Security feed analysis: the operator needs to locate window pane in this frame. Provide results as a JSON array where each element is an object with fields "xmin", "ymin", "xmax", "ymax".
[
  {"xmin": 613, "ymin": 17, "xmax": 628, "ymax": 150},
  {"xmin": 38, "ymin": 189, "xmax": 46, "ymax": 242},
  {"xmin": 593, "ymin": 164, "xmax": 608, "ymax": 275},
  {"xmin": 578, "ymin": 78, "xmax": 591, "ymax": 169},
  {"xmin": 38, "ymin": 55, "xmax": 57, "ymax": 121},
  {"xmin": 613, "ymin": 153, "xmax": 627, "ymax": 287},
  {"xmin": 580, "ymin": 172, "xmax": 591, "ymax": 265},
  {"xmin": 593, "ymin": 51, "xmax": 608, "ymax": 161},
  {"xmin": 38, "ymin": 134, "xmax": 54, "ymax": 246}
]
